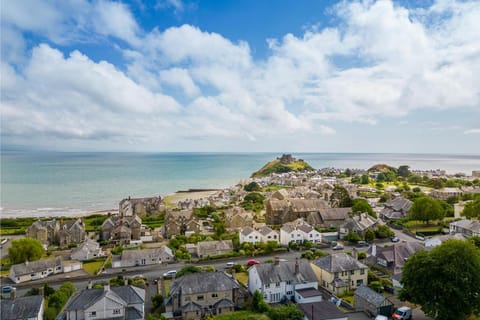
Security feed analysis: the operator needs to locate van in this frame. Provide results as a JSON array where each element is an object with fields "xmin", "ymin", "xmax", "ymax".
[{"xmin": 392, "ymin": 306, "xmax": 412, "ymax": 320}]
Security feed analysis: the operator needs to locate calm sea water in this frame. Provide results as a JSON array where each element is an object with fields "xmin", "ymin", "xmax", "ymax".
[{"xmin": 1, "ymin": 152, "xmax": 479, "ymax": 217}]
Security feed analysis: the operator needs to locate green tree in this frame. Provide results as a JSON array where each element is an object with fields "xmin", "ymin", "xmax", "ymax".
[
  {"xmin": 8, "ymin": 238, "xmax": 45, "ymax": 264},
  {"xmin": 329, "ymin": 185, "xmax": 353, "ymax": 208},
  {"xmin": 375, "ymin": 225, "xmax": 395, "ymax": 239},
  {"xmin": 48, "ymin": 290, "xmax": 68, "ymax": 310},
  {"xmin": 251, "ymin": 290, "xmax": 269, "ymax": 313},
  {"xmin": 364, "ymin": 229, "xmax": 376, "ymax": 242},
  {"xmin": 361, "ymin": 174, "xmax": 370, "ymax": 184},
  {"xmin": 44, "ymin": 307, "xmax": 58, "ymax": 320},
  {"xmin": 398, "ymin": 165, "xmax": 411, "ymax": 178},
  {"xmin": 176, "ymin": 265, "xmax": 202, "ymax": 278},
  {"xmin": 44, "ymin": 283, "xmax": 56, "ymax": 297},
  {"xmin": 244, "ymin": 181, "xmax": 261, "ymax": 192},
  {"xmin": 400, "ymin": 240, "xmax": 480, "ymax": 320},
  {"xmin": 463, "ymin": 196, "xmax": 480, "ymax": 219},
  {"xmin": 59, "ymin": 282, "xmax": 76, "ymax": 297},
  {"xmin": 352, "ymin": 198, "xmax": 376, "ymax": 217},
  {"xmin": 409, "ymin": 197, "xmax": 445, "ymax": 224},
  {"xmin": 151, "ymin": 293, "xmax": 165, "ymax": 313},
  {"xmin": 344, "ymin": 231, "xmax": 361, "ymax": 243},
  {"xmin": 241, "ymin": 192, "xmax": 265, "ymax": 212},
  {"xmin": 376, "ymin": 172, "xmax": 386, "ymax": 182},
  {"xmin": 267, "ymin": 303, "xmax": 303, "ymax": 320}
]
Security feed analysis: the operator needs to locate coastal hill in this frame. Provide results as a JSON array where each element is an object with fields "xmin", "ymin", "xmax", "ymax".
[
  {"xmin": 251, "ymin": 154, "xmax": 315, "ymax": 178},
  {"xmin": 368, "ymin": 163, "xmax": 397, "ymax": 173}
]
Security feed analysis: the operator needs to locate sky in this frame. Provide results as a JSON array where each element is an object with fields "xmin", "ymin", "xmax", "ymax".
[{"xmin": 1, "ymin": 0, "xmax": 479, "ymax": 153}]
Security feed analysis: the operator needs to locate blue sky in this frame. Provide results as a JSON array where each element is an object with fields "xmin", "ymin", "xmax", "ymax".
[{"xmin": 1, "ymin": 0, "xmax": 479, "ymax": 153}]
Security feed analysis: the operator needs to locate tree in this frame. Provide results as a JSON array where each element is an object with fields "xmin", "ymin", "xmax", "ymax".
[
  {"xmin": 59, "ymin": 282, "xmax": 76, "ymax": 297},
  {"xmin": 151, "ymin": 293, "xmax": 165, "ymax": 313},
  {"xmin": 375, "ymin": 225, "xmax": 394, "ymax": 239},
  {"xmin": 267, "ymin": 303, "xmax": 303, "ymax": 320},
  {"xmin": 251, "ymin": 290, "xmax": 269, "ymax": 313},
  {"xmin": 241, "ymin": 192, "xmax": 265, "ymax": 212},
  {"xmin": 44, "ymin": 283, "xmax": 56, "ymax": 297},
  {"xmin": 352, "ymin": 198, "xmax": 376, "ymax": 217},
  {"xmin": 400, "ymin": 240, "xmax": 480, "ymax": 320},
  {"xmin": 329, "ymin": 185, "xmax": 353, "ymax": 208},
  {"xmin": 409, "ymin": 197, "xmax": 445, "ymax": 224},
  {"xmin": 8, "ymin": 238, "xmax": 45, "ymax": 264},
  {"xmin": 244, "ymin": 181, "xmax": 261, "ymax": 192},
  {"xmin": 463, "ymin": 196, "xmax": 480, "ymax": 219},
  {"xmin": 344, "ymin": 231, "xmax": 361, "ymax": 243},
  {"xmin": 176, "ymin": 265, "xmax": 202, "ymax": 278},
  {"xmin": 361, "ymin": 174, "xmax": 370, "ymax": 184},
  {"xmin": 48, "ymin": 290, "xmax": 68, "ymax": 310},
  {"xmin": 364, "ymin": 229, "xmax": 376, "ymax": 242},
  {"xmin": 398, "ymin": 165, "xmax": 411, "ymax": 178}
]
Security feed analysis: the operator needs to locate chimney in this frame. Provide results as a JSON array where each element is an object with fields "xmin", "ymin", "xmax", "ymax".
[
  {"xmin": 352, "ymin": 248, "xmax": 358, "ymax": 260},
  {"xmin": 39, "ymin": 286, "xmax": 44, "ymax": 296},
  {"xmin": 372, "ymin": 244, "xmax": 377, "ymax": 257},
  {"xmin": 231, "ymin": 268, "xmax": 236, "ymax": 280},
  {"xmin": 10, "ymin": 288, "xmax": 16, "ymax": 299},
  {"xmin": 25, "ymin": 260, "xmax": 29, "ymax": 266},
  {"xmin": 88, "ymin": 280, "xmax": 93, "ymax": 289},
  {"xmin": 124, "ymin": 278, "xmax": 128, "ymax": 286},
  {"xmin": 295, "ymin": 258, "xmax": 300, "ymax": 275},
  {"xmin": 104, "ymin": 283, "xmax": 110, "ymax": 292},
  {"xmin": 274, "ymin": 256, "xmax": 280, "ymax": 265}
]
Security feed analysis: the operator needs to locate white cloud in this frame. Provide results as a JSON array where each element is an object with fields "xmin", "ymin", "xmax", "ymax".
[{"xmin": 464, "ymin": 129, "xmax": 480, "ymax": 134}]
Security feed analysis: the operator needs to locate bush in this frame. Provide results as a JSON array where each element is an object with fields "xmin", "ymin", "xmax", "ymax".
[
  {"xmin": 344, "ymin": 231, "xmax": 361, "ymax": 243},
  {"xmin": 358, "ymin": 251, "xmax": 366, "ymax": 260}
]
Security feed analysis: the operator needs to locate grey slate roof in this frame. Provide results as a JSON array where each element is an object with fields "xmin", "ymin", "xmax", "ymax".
[
  {"xmin": 1, "ymin": 295, "xmax": 44, "ymax": 320},
  {"xmin": 11, "ymin": 257, "xmax": 62, "ymax": 276},
  {"xmin": 64, "ymin": 285, "xmax": 145, "ymax": 311},
  {"xmin": 112, "ymin": 285, "xmax": 146, "ymax": 305},
  {"xmin": 253, "ymin": 260, "xmax": 317, "ymax": 285},
  {"xmin": 299, "ymin": 301, "xmax": 345, "ymax": 320},
  {"xmin": 120, "ymin": 247, "xmax": 173, "ymax": 261},
  {"xmin": 259, "ymin": 226, "xmax": 274, "ymax": 236},
  {"xmin": 213, "ymin": 299, "xmax": 235, "ymax": 308},
  {"xmin": 313, "ymin": 253, "xmax": 367, "ymax": 273},
  {"xmin": 181, "ymin": 302, "xmax": 202, "ymax": 312},
  {"xmin": 355, "ymin": 285, "xmax": 392, "ymax": 307},
  {"xmin": 381, "ymin": 197, "xmax": 412, "ymax": 219},
  {"xmin": 241, "ymin": 226, "xmax": 255, "ymax": 236},
  {"xmin": 169, "ymin": 271, "xmax": 239, "ymax": 295}
]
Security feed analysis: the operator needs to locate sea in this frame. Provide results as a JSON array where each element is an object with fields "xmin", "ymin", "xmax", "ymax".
[{"xmin": 1, "ymin": 152, "xmax": 479, "ymax": 218}]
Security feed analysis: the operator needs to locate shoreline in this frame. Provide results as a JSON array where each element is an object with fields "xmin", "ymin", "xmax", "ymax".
[{"xmin": 0, "ymin": 190, "xmax": 220, "ymax": 219}]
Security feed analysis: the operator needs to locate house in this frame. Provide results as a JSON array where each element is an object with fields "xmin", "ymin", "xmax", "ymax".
[
  {"xmin": 196, "ymin": 240, "xmax": 233, "ymax": 258},
  {"xmin": 430, "ymin": 187, "xmax": 463, "ymax": 200},
  {"xmin": 26, "ymin": 220, "xmax": 60, "ymax": 245},
  {"xmin": 280, "ymin": 219, "xmax": 321, "ymax": 246},
  {"xmin": 258, "ymin": 226, "xmax": 280, "ymax": 243},
  {"xmin": 425, "ymin": 233, "xmax": 466, "ymax": 248},
  {"xmin": 70, "ymin": 239, "xmax": 103, "ymax": 261},
  {"xmin": 224, "ymin": 207, "xmax": 254, "ymax": 230},
  {"xmin": 119, "ymin": 196, "xmax": 163, "ymax": 216},
  {"xmin": 163, "ymin": 210, "xmax": 202, "ymax": 239},
  {"xmin": 354, "ymin": 285, "xmax": 394, "ymax": 317},
  {"xmin": 306, "ymin": 208, "xmax": 351, "ymax": 228},
  {"xmin": 449, "ymin": 219, "xmax": 480, "ymax": 237},
  {"xmin": 265, "ymin": 198, "xmax": 329, "ymax": 225},
  {"xmin": 380, "ymin": 197, "xmax": 412, "ymax": 220},
  {"xmin": 9, "ymin": 257, "xmax": 63, "ymax": 283},
  {"xmin": 311, "ymin": 252, "xmax": 368, "ymax": 295},
  {"xmin": 1, "ymin": 295, "xmax": 45, "ymax": 320},
  {"xmin": 239, "ymin": 227, "xmax": 263, "ymax": 245},
  {"xmin": 64, "ymin": 284, "xmax": 145, "ymax": 320},
  {"xmin": 59, "ymin": 219, "xmax": 86, "ymax": 247},
  {"xmin": 366, "ymin": 242, "xmax": 424, "ymax": 275},
  {"xmin": 101, "ymin": 215, "xmax": 142, "ymax": 242},
  {"xmin": 248, "ymin": 258, "xmax": 318, "ymax": 303},
  {"xmin": 299, "ymin": 301, "xmax": 348, "ymax": 320},
  {"xmin": 341, "ymin": 213, "xmax": 377, "ymax": 238},
  {"xmin": 112, "ymin": 247, "xmax": 174, "ymax": 268},
  {"xmin": 165, "ymin": 271, "xmax": 245, "ymax": 319}
]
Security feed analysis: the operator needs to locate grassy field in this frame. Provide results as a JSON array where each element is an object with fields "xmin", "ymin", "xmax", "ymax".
[
  {"xmin": 213, "ymin": 311, "xmax": 270, "ymax": 320},
  {"xmin": 83, "ymin": 259, "xmax": 105, "ymax": 275},
  {"xmin": 235, "ymin": 272, "xmax": 248, "ymax": 286}
]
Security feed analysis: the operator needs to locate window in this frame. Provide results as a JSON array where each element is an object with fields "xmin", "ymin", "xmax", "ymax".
[
  {"xmin": 291, "ymin": 234, "xmax": 294, "ymax": 238},
  {"xmin": 90, "ymin": 312, "xmax": 96, "ymax": 318},
  {"xmin": 334, "ymin": 272, "xmax": 339, "ymax": 278},
  {"xmin": 360, "ymin": 269, "xmax": 365, "ymax": 275},
  {"xmin": 276, "ymin": 282, "xmax": 280, "ymax": 287},
  {"xmin": 211, "ymin": 293, "xmax": 218, "ymax": 298},
  {"xmin": 286, "ymin": 280, "xmax": 291, "ymax": 285},
  {"xmin": 310, "ymin": 234, "xmax": 312, "ymax": 238},
  {"xmin": 113, "ymin": 310, "xmax": 120, "ymax": 315},
  {"xmin": 265, "ymin": 283, "xmax": 270, "ymax": 288},
  {"xmin": 357, "ymin": 279, "xmax": 364, "ymax": 286},
  {"xmin": 197, "ymin": 295, "xmax": 204, "ymax": 301},
  {"xmin": 286, "ymin": 291, "xmax": 293, "ymax": 295},
  {"xmin": 185, "ymin": 297, "xmax": 191, "ymax": 301},
  {"xmin": 350, "ymin": 270, "xmax": 355, "ymax": 275}
]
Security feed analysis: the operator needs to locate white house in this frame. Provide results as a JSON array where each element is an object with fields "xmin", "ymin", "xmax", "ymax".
[
  {"xmin": 9, "ymin": 257, "xmax": 63, "ymax": 284},
  {"xmin": 259, "ymin": 226, "xmax": 280, "ymax": 243},
  {"xmin": 450, "ymin": 219, "xmax": 480, "ymax": 237},
  {"xmin": 280, "ymin": 219, "xmax": 321, "ymax": 246},
  {"xmin": 70, "ymin": 238, "xmax": 103, "ymax": 261},
  {"xmin": 239, "ymin": 227, "xmax": 263, "ymax": 245},
  {"xmin": 248, "ymin": 258, "xmax": 318, "ymax": 303},
  {"xmin": 112, "ymin": 246, "xmax": 174, "ymax": 268},
  {"xmin": 425, "ymin": 233, "xmax": 467, "ymax": 248}
]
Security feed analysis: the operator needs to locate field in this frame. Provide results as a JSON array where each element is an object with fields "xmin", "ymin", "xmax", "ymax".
[
  {"xmin": 83, "ymin": 258, "xmax": 106, "ymax": 275},
  {"xmin": 213, "ymin": 311, "xmax": 270, "ymax": 320}
]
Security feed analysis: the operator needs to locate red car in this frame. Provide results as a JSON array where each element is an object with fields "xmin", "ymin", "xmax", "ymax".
[{"xmin": 247, "ymin": 259, "xmax": 260, "ymax": 267}]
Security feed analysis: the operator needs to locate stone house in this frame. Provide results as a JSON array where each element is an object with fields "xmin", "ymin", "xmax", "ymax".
[
  {"xmin": 366, "ymin": 242, "xmax": 424, "ymax": 275},
  {"xmin": 449, "ymin": 219, "xmax": 480, "ymax": 237},
  {"xmin": 165, "ymin": 271, "xmax": 245, "ymax": 320},
  {"xmin": 380, "ymin": 197, "xmax": 412, "ymax": 220},
  {"xmin": 306, "ymin": 208, "xmax": 351, "ymax": 229},
  {"xmin": 340, "ymin": 213, "xmax": 378, "ymax": 238},
  {"xmin": 196, "ymin": 240, "xmax": 233, "ymax": 258},
  {"xmin": 101, "ymin": 215, "xmax": 142, "ymax": 242},
  {"xmin": 248, "ymin": 258, "xmax": 318, "ymax": 303},
  {"xmin": 430, "ymin": 187, "xmax": 463, "ymax": 200},
  {"xmin": 354, "ymin": 285, "xmax": 394, "ymax": 317},
  {"xmin": 224, "ymin": 207, "xmax": 254, "ymax": 230},
  {"xmin": 64, "ymin": 284, "xmax": 145, "ymax": 320},
  {"xmin": 112, "ymin": 246, "xmax": 174, "ymax": 268},
  {"xmin": 265, "ymin": 198, "xmax": 329, "ymax": 225},
  {"xmin": 311, "ymin": 252, "xmax": 368, "ymax": 295},
  {"xmin": 163, "ymin": 210, "xmax": 202, "ymax": 239},
  {"xmin": 1, "ymin": 295, "xmax": 45, "ymax": 320},
  {"xmin": 70, "ymin": 238, "xmax": 103, "ymax": 261},
  {"xmin": 26, "ymin": 220, "xmax": 60, "ymax": 245},
  {"xmin": 59, "ymin": 219, "xmax": 86, "ymax": 247},
  {"xmin": 119, "ymin": 196, "xmax": 163, "ymax": 216}
]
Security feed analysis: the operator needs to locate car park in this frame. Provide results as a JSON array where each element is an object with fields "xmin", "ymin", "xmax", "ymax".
[{"xmin": 162, "ymin": 270, "xmax": 177, "ymax": 279}]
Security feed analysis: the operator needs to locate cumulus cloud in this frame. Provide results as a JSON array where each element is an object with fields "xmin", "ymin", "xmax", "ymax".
[{"xmin": 1, "ymin": 0, "xmax": 479, "ymax": 151}]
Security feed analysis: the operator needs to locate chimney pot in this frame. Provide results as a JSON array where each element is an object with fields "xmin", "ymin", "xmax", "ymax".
[
  {"xmin": 295, "ymin": 258, "xmax": 300, "ymax": 275},
  {"xmin": 104, "ymin": 283, "xmax": 110, "ymax": 292},
  {"xmin": 274, "ymin": 256, "xmax": 280, "ymax": 265}
]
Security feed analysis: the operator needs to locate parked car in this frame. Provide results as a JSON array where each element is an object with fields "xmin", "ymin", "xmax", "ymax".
[
  {"xmin": 392, "ymin": 306, "xmax": 412, "ymax": 320},
  {"xmin": 356, "ymin": 241, "xmax": 369, "ymax": 247},
  {"xmin": 374, "ymin": 316, "xmax": 389, "ymax": 320},
  {"xmin": 332, "ymin": 244, "xmax": 344, "ymax": 250},
  {"xmin": 391, "ymin": 236, "xmax": 400, "ymax": 242},
  {"xmin": 247, "ymin": 259, "xmax": 260, "ymax": 267},
  {"xmin": 1, "ymin": 286, "xmax": 15, "ymax": 293},
  {"xmin": 226, "ymin": 262, "xmax": 235, "ymax": 268},
  {"xmin": 162, "ymin": 270, "xmax": 177, "ymax": 279}
]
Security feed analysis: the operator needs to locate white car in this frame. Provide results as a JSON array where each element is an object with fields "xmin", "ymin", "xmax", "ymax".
[{"xmin": 162, "ymin": 270, "xmax": 177, "ymax": 279}]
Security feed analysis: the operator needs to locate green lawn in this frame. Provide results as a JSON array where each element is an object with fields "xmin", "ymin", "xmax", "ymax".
[
  {"xmin": 235, "ymin": 272, "xmax": 248, "ymax": 286},
  {"xmin": 213, "ymin": 311, "xmax": 270, "ymax": 320},
  {"xmin": 83, "ymin": 260, "xmax": 105, "ymax": 275}
]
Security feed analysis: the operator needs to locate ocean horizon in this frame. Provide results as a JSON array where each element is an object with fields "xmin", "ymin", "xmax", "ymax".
[{"xmin": 1, "ymin": 151, "xmax": 479, "ymax": 218}]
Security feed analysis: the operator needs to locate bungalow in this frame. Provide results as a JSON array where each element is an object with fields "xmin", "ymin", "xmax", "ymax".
[
  {"xmin": 196, "ymin": 240, "xmax": 233, "ymax": 258},
  {"xmin": 9, "ymin": 257, "xmax": 63, "ymax": 284},
  {"xmin": 64, "ymin": 284, "xmax": 145, "ymax": 320},
  {"xmin": 306, "ymin": 208, "xmax": 351, "ymax": 229},
  {"xmin": 248, "ymin": 258, "xmax": 318, "ymax": 303},
  {"xmin": 1, "ymin": 295, "xmax": 45, "ymax": 320},
  {"xmin": 449, "ymin": 219, "xmax": 480, "ymax": 237},
  {"xmin": 70, "ymin": 238, "xmax": 103, "ymax": 261},
  {"xmin": 354, "ymin": 285, "xmax": 394, "ymax": 317},
  {"xmin": 311, "ymin": 252, "xmax": 368, "ymax": 295},
  {"xmin": 112, "ymin": 246, "xmax": 174, "ymax": 268}
]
